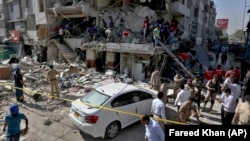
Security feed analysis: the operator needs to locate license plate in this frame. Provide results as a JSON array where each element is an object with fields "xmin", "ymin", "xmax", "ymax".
[{"xmin": 74, "ymin": 111, "xmax": 79, "ymax": 118}]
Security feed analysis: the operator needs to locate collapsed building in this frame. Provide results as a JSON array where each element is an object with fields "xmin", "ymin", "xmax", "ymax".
[
  {"xmin": 0, "ymin": 0, "xmax": 217, "ymax": 82},
  {"xmin": 44, "ymin": 0, "xmax": 196, "ymax": 82}
]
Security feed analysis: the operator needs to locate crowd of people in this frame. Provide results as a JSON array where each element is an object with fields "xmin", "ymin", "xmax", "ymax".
[{"xmin": 147, "ymin": 63, "xmax": 250, "ymax": 129}]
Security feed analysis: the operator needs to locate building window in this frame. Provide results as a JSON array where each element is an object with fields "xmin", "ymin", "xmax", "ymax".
[
  {"xmin": 8, "ymin": 3, "xmax": 13, "ymax": 12},
  {"xmin": 39, "ymin": 0, "xmax": 44, "ymax": 12},
  {"xmin": 194, "ymin": 8, "xmax": 199, "ymax": 17}
]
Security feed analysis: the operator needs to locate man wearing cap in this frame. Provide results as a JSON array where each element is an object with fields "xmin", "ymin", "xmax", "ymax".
[
  {"xmin": 14, "ymin": 67, "xmax": 26, "ymax": 102},
  {"xmin": 2, "ymin": 103, "xmax": 29, "ymax": 141},
  {"xmin": 47, "ymin": 65, "xmax": 60, "ymax": 98}
]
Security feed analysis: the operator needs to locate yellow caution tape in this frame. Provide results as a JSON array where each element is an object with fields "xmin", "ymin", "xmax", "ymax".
[{"xmin": 0, "ymin": 82, "xmax": 187, "ymax": 125}]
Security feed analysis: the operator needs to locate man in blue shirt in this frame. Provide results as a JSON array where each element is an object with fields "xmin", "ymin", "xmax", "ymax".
[
  {"xmin": 2, "ymin": 103, "xmax": 29, "ymax": 141},
  {"xmin": 140, "ymin": 114, "xmax": 165, "ymax": 141}
]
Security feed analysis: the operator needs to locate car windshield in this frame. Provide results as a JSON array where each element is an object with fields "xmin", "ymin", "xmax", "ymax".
[{"xmin": 80, "ymin": 89, "xmax": 111, "ymax": 106}]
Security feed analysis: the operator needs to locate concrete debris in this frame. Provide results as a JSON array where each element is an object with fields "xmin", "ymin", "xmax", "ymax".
[
  {"xmin": 0, "ymin": 53, "xmax": 150, "ymax": 136},
  {"xmin": 0, "ymin": 133, "xmax": 6, "ymax": 141},
  {"xmin": 44, "ymin": 117, "xmax": 52, "ymax": 126}
]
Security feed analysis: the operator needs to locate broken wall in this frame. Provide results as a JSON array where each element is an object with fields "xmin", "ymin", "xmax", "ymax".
[
  {"xmin": 96, "ymin": 0, "xmax": 113, "ymax": 8},
  {"xmin": 37, "ymin": 24, "xmax": 47, "ymax": 40},
  {"xmin": 47, "ymin": 41, "xmax": 58, "ymax": 62},
  {"xmin": 47, "ymin": 15, "xmax": 64, "ymax": 37},
  {"xmin": 99, "ymin": 6, "xmax": 157, "ymax": 33},
  {"xmin": 120, "ymin": 53, "xmax": 133, "ymax": 76}
]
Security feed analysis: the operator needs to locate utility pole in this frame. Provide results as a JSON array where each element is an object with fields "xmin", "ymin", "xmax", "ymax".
[
  {"xmin": 245, "ymin": 9, "xmax": 250, "ymax": 59},
  {"xmin": 241, "ymin": 0, "xmax": 247, "ymax": 41}
]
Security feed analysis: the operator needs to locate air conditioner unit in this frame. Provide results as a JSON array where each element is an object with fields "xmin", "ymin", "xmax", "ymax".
[{"xmin": 0, "ymin": 14, "xmax": 4, "ymax": 20}]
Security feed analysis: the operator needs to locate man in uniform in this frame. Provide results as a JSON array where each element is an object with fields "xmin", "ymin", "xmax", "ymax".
[
  {"xmin": 47, "ymin": 65, "xmax": 60, "ymax": 98},
  {"xmin": 150, "ymin": 67, "xmax": 161, "ymax": 91}
]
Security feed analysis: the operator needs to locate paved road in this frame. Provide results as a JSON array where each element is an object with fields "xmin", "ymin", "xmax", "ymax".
[
  {"xmin": 1, "ymin": 98, "xmax": 223, "ymax": 141},
  {"xmin": 0, "ymin": 97, "xmax": 223, "ymax": 141},
  {"xmin": 195, "ymin": 45, "xmax": 211, "ymax": 67}
]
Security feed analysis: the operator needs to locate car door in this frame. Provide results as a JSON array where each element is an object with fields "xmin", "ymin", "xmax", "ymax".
[
  {"xmin": 111, "ymin": 93, "xmax": 137, "ymax": 127},
  {"xmin": 134, "ymin": 91, "xmax": 154, "ymax": 115}
]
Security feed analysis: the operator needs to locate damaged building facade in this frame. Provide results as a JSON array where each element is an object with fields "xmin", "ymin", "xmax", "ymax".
[{"xmin": 0, "ymin": 0, "xmax": 216, "ymax": 81}]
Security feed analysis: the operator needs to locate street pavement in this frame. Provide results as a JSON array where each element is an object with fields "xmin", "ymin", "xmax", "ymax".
[{"xmin": 195, "ymin": 45, "xmax": 211, "ymax": 67}]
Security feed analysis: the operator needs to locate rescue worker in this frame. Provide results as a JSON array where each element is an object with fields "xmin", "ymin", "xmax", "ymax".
[
  {"xmin": 204, "ymin": 66, "xmax": 214, "ymax": 82},
  {"xmin": 47, "ymin": 65, "xmax": 60, "ymax": 98},
  {"xmin": 178, "ymin": 96, "xmax": 200, "ymax": 123},
  {"xmin": 14, "ymin": 67, "xmax": 26, "ymax": 102},
  {"xmin": 150, "ymin": 67, "xmax": 161, "ymax": 91},
  {"xmin": 225, "ymin": 67, "xmax": 234, "ymax": 78},
  {"xmin": 214, "ymin": 65, "xmax": 225, "ymax": 83},
  {"xmin": 233, "ymin": 66, "xmax": 241, "ymax": 81}
]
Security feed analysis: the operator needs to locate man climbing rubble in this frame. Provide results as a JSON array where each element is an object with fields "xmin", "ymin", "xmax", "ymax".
[
  {"xmin": 47, "ymin": 65, "xmax": 60, "ymax": 99},
  {"xmin": 14, "ymin": 67, "xmax": 26, "ymax": 102}
]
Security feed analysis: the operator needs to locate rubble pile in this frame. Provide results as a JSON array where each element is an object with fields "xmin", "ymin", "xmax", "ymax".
[{"xmin": 0, "ymin": 55, "xmax": 134, "ymax": 127}]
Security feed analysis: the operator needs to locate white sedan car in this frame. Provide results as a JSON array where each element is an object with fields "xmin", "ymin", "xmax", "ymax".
[{"xmin": 69, "ymin": 83, "xmax": 157, "ymax": 139}]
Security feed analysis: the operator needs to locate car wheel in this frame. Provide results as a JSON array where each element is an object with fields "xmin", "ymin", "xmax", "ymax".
[{"xmin": 104, "ymin": 121, "xmax": 120, "ymax": 139}]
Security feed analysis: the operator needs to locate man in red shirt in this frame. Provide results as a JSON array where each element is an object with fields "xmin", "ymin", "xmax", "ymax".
[
  {"xmin": 234, "ymin": 66, "xmax": 241, "ymax": 80},
  {"xmin": 225, "ymin": 67, "xmax": 234, "ymax": 78},
  {"xmin": 204, "ymin": 66, "xmax": 214, "ymax": 82},
  {"xmin": 215, "ymin": 65, "xmax": 225, "ymax": 83}
]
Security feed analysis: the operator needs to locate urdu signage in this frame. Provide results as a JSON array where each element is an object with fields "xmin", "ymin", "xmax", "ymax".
[{"xmin": 216, "ymin": 19, "xmax": 229, "ymax": 30}]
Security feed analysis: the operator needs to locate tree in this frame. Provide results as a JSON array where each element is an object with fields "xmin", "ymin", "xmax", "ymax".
[
  {"xmin": 215, "ymin": 27, "xmax": 223, "ymax": 37},
  {"xmin": 215, "ymin": 27, "xmax": 228, "ymax": 41}
]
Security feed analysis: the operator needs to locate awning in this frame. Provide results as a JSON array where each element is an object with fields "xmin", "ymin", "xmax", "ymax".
[{"xmin": 8, "ymin": 18, "xmax": 26, "ymax": 23}]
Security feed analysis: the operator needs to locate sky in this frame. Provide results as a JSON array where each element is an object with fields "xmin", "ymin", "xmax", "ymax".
[{"xmin": 213, "ymin": 0, "xmax": 250, "ymax": 35}]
